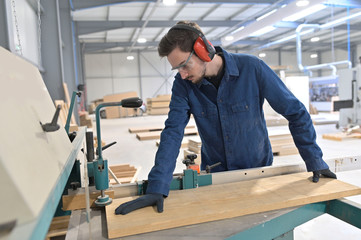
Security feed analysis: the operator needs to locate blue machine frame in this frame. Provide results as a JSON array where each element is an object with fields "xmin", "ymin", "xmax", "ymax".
[{"xmin": 227, "ymin": 199, "xmax": 361, "ymax": 240}]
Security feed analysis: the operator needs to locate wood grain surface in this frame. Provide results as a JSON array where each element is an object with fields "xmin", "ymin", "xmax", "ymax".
[{"xmin": 105, "ymin": 172, "xmax": 361, "ymax": 238}]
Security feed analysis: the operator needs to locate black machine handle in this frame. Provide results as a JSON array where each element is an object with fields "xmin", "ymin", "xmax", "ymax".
[
  {"xmin": 121, "ymin": 97, "xmax": 143, "ymax": 108},
  {"xmin": 40, "ymin": 105, "xmax": 61, "ymax": 132}
]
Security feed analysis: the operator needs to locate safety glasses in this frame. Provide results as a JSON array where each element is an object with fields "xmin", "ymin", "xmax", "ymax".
[{"xmin": 171, "ymin": 50, "xmax": 194, "ymax": 71}]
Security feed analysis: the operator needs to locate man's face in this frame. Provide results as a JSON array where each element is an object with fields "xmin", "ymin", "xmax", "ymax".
[{"xmin": 167, "ymin": 47, "xmax": 206, "ymax": 84}]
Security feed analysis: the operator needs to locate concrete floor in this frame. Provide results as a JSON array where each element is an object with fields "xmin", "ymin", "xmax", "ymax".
[{"xmin": 93, "ymin": 113, "xmax": 361, "ymax": 239}]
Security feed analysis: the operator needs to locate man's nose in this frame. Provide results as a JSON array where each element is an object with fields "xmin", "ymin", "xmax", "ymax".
[{"xmin": 179, "ymin": 68, "xmax": 188, "ymax": 79}]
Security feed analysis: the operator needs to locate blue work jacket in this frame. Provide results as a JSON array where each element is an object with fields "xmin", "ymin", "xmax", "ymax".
[{"xmin": 146, "ymin": 47, "xmax": 329, "ymax": 196}]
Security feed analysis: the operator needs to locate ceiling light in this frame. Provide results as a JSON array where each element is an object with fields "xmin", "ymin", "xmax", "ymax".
[
  {"xmin": 137, "ymin": 38, "xmax": 147, "ymax": 43},
  {"xmin": 225, "ymin": 36, "xmax": 234, "ymax": 41},
  {"xmin": 221, "ymin": 0, "xmax": 325, "ymax": 46},
  {"xmin": 296, "ymin": 0, "xmax": 309, "ymax": 7},
  {"xmin": 321, "ymin": 10, "xmax": 361, "ymax": 29},
  {"xmin": 256, "ymin": 9, "xmax": 277, "ymax": 21},
  {"xmin": 127, "ymin": 56, "xmax": 134, "ymax": 60},
  {"xmin": 249, "ymin": 26, "xmax": 276, "ymax": 37},
  {"xmin": 310, "ymin": 54, "xmax": 318, "ymax": 58},
  {"xmin": 163, "ymin": 0, "xmax": 176, "ymax": 6},
  {"xmin": 282, "ymin": 4, "xmax": 326, "ymax": 22},
  {"xmin": 259, "ymin": 53, "xmax": 266, "ymax": 58},
  {"xmin": 310, "ymin": 37, "xmax": 320, "ymax": 42}
]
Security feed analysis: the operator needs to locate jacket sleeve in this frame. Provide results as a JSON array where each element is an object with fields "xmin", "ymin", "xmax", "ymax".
[
  {"xmin": 146, "ymin": 77, "xmax": 191, "ymax": 196},
  {"xmin": 256, "ymin": 59, "xmax": 329, "ymax": 172}
]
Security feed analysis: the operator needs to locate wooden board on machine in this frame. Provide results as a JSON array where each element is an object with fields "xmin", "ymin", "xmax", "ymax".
[
  {"xmin": 105, "ymin": 172, "xmax": 361, "ymax": 238},
  {"xmin": 103, "ymin": 91, "xmax": 140, "ymax": 119},
  {"xmin": 108, "ymin": 164, "xmax": 139, "ymax": 185},
  {"xmin": 62, "ymin": 188, "xmax": 115, "ymax": 211},
  {"xmin": 136, "ymin": 127, "xmax": 198, "ymax": 140}
]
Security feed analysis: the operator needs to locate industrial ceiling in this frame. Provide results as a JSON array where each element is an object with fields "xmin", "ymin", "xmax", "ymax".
[{"xmin": 70, "ymin": 0, "xmax": 361, "ymax": 56}]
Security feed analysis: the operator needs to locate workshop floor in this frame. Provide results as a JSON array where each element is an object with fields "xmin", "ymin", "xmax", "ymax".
[{"xmin": 94, "ymin": 113, "xmax": 361, "ymax": 240}]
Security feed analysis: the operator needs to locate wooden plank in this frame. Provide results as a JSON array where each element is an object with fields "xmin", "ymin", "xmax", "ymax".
[
  {"xmin": 62, "ymin": 190, "xmax": 114, "ymax": 211},
  {"xmin": 156, "ymin": 139, "xmax": 189, "ymax": 148},
  {"xmin": 63, "ymin": 82, "xmax": 76, "ymax": 124},
  {"xmin": 136, "ymin": 128, "xmax": 198, "ymax": 140},
  {"xmin": 46, "ymin": 215, "xmax": 70, "ymax": 238},
  {"xmin": 129, "ymin": 125, "xmax": 195, "ymax": 133},
  {"xmin": 148, "ymin": 101, "xmax": 170, "ymax": 108},
  {"xmin": 322, "ymin": 132, "xmax": 361, "ymax": 141},
  {"xmin": 105, "ymin": 172, "xmax": 361, "ymax": 238}
]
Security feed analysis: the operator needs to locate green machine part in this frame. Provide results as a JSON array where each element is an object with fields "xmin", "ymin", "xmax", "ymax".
[{"xmin": 138, "ymin": 169, "xmax": 213, "ymax": 195}]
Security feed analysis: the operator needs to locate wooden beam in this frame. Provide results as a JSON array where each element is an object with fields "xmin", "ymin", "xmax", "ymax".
[
  {"xmin": 105, "ymin": 172, "xmax": 361, "ymax": 238},
  {"xmin": 136, "ymin": 128, "xmax": 198, "ymax": 140},
  {"xmin": 129, "ymin": 125, "xmax": 195, "ymax": 133}
]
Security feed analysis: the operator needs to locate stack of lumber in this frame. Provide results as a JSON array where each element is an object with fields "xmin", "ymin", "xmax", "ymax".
[
  {"xmin": 322, "ymin": 132, "xmax": 361, "ymax": 141},
  {"xmin": 147, "ymin": 94, "xmax": 171, "ymax": 115},
  {"xmin": 105, "ymin": 172, "xmax": 361, "ymax": 238},
  {"xmin": 188, "ymin": 137, "xmax": 202, "ymax": 154},
  {"xmin": 183, "ymin": 133, "xmax": 298, "ymax": 157},
  {"xmin": 103, "ymin": 91, "xmax": 141, "ymax": 118},
  {"xmin": 183, "ymin": 136, "xmax": 202, "ymax": 165},
  {"xmin": 54, "ymin": 100, "xmax": 78, "ymax": 132},
  {"xmin": 79, "ymin": 111, "xmax": 93, "ymax": 129},
  {"xmin": 269, "ymin": 133, "xmax": 298, "ymax": 156},
  {"xmin": 88, "ymin": 98, "xmax": 103, "ymax": 114},
  {"xmin": 45, "ymin": 215, "xmax": 70, "ymax": 240},
  {"xmin": 108, "ymin": 164, "xmax": 140, "ymax": 185}
]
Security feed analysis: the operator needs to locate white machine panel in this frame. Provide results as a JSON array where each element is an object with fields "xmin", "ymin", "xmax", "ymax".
[
  {"xmin": 0, "ymin": 47, "xmax": 72, "ymax": 226},
  {"xmin": 338, "ymin": 65, "xmax": 361, "ymax": 127}
]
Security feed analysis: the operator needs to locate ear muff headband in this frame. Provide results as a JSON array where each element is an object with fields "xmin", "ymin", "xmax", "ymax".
[{"xmin": 169, "ymin": 24, "xmax": 216, "ymax": 62}]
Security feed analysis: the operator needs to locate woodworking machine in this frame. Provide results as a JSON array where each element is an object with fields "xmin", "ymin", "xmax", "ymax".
[
  {"xmin": 2, "ymin": 46, "xmax": 361, "ymax": 240},
  {"xmin": 0, "ymin": 47, "xmax": 143, "ymax": 240},
  {"xmin": 334, "ymin": 61, "xmax": 361, "ymax": 129},
  {"xmin": 87, "ymin": 97, "xmax": 143, "ymax": 206}
]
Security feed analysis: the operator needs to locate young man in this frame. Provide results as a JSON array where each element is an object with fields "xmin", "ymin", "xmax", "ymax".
[{"xmin": 115, "ymin": 21, "xmax": 336, "ymax": 215}]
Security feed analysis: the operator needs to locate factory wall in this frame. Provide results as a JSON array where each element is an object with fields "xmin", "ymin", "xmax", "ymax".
[
  {"xmin": 84, "ymin": 51, "xmax": 174, "ymax": 105},
  {"xmin": 84, "ymin": 43, "xmax": 361, "ymax": 107},
  {"xmin": 83, "ymin": 45, "xmax": 359, "ymax": 106}
]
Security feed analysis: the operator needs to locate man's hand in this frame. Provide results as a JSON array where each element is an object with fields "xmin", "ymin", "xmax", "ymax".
[
  {"xmin": 312, "ymin": 168, "xmax": 337, "ymax": 183},
  {"xmin": 115, "ymin": 193, "xmax": 164, "ymax": 215}
]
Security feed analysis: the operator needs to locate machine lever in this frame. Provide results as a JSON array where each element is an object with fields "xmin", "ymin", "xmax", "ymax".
[
  {"xmin": 205, "ymin": 162, "xmax": 221, "ymax": 173},
  {"xmin": 0, "ymin": 219, "xmax": 17, "ymax": 236},
  {"xmin": 96, "ymin": 141, "xmax": 117, "ymax": 156},
  {"xmin": 40, "ymin": 105, "xmax": 61, "ymax": 132}
]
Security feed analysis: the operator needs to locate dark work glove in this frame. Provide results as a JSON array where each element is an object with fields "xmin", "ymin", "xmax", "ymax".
[
  {"xmin": 114, "ymin": 193, "xmax": 164, "ymax": 215},
  {"xmin": 312, "ymin": 168, "xmax": 337, "ymax": 183}
]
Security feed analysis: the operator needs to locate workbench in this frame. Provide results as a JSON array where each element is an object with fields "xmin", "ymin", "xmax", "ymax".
[
  {"xmin": 65, "ymin": 168, "xmax": 361, "ymax": 240},
  {"xmin": 62, "ymin": 115, "xmax": 361, "ymax": 240}
]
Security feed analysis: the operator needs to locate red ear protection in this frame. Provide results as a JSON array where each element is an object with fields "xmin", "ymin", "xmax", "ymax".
[
  {"xmin": 194, "ymin": 37, "xmax": 214, "ymax": 62},
  {"xmin": 169, "ymin": 24, "xmax": 216, "ymax": 62}
]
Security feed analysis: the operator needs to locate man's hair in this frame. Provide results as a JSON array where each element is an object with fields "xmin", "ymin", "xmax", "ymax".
[{"xmin": 158, "ymin": 21, "xmax": 203, "ymax": 57}]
